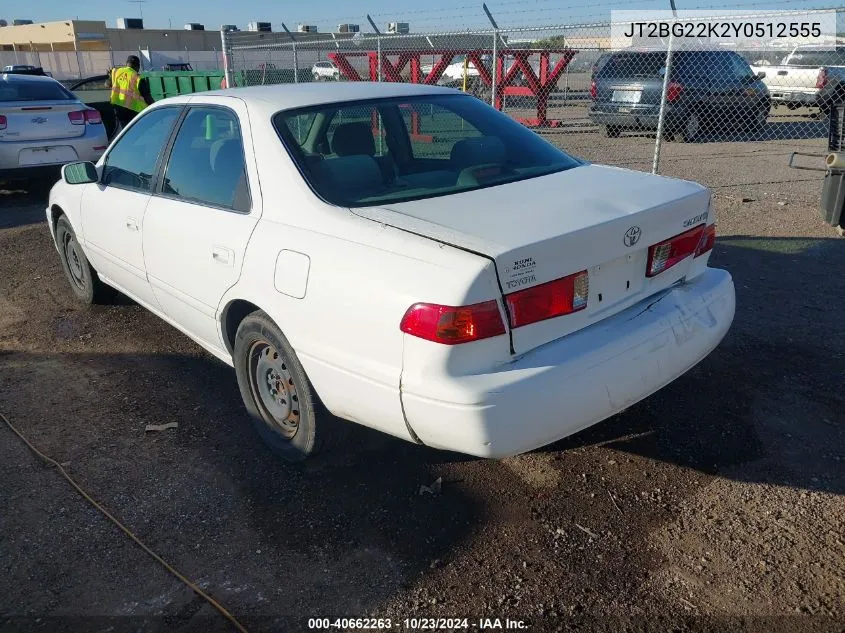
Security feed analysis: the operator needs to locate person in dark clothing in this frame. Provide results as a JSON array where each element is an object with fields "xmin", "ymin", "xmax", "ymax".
[{"xmin": 109, "ymin": 55, "xmax": 154, "ymax": 131}]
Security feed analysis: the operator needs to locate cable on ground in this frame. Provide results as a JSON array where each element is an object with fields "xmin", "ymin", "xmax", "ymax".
[{"xmin": 1, "ymin": 411, "xmax": 249, "ymax": 633}]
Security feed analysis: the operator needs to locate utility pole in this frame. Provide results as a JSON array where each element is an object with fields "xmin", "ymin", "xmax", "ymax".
[
  {"xmin": 281, "ymin": 23, "xmax": 299, "ymax": 83},
  {"xmin": 367, "ymin": 15, "xmax": 382, "ymax": 82},
  {"xmin": 482, "ymin": 3, "xmax": 500, "ymax": 109}
]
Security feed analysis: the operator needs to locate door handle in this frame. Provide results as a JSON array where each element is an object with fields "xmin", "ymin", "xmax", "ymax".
[
  {"xmin": 125, "ymin": 217, "xmax": 139, "ymax": 231},
  {"xmin": 212, "ymin": 246, "xmax": 234, "ymax": 266},
  {"xmin": 777, "ymin": 70, "xmax": 788, "ymax": 76}
]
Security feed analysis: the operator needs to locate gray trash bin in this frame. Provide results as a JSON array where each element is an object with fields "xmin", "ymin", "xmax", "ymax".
[{"xmin": 822, "ymin": 104, "xmax": 845, "ymax": 230}]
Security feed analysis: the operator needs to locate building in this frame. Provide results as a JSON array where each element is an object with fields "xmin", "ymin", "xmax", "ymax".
[
  {"xmin": 387, "ymin": 22, "xmax": 410, "ymax": 35},
  {"xmin": 0, "ymin": 19, "xmax": 224, "ymax": 52}
]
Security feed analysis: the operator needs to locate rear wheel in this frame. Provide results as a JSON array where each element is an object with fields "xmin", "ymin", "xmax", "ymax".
[
  {"xmin": 672, "ymin": 112, "xmax": 702, "ymax": 143},
  {"xmin": 233, "ymin": 311, "xmax": 324, "ymax": 461},
  {"xmin": 743, "ymin": 105, "xmax": 769, "ymax": 137},
  {"xmin": 55, "ymin": 215, "xmax": 110, "ymax": 304},
  {"xmin": 602, "ymin": 125, "xmax": 622, "ymax": 138}
]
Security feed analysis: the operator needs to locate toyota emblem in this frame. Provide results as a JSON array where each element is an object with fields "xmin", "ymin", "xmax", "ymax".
[{"xmin": 624, "ymin": 226, "xmax": 642, "ymax": 247}]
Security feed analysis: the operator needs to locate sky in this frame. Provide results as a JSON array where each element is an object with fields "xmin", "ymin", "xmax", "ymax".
[{"xmin": 8, "ymin": 0, "xmax": 841, "ymax": 32}]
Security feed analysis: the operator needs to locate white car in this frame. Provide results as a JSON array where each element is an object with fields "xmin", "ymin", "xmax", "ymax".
[
  {"xmin": 312, "ymin": 61, "xmax": 340, "ymax": 81},
  {"xmin": 1, "ymin": 73, "xmax": 108, "ymax": 181},
  {"xmin": 46, "ymin": 82, "xmax": 735, "ymax": 461}
]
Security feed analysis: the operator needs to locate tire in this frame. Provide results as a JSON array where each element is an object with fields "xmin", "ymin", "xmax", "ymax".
[
  {"xmin": 55, "ymin": 215, "xmax": 110, "ymax": 304},
  {"xmin": 233, "ymin": 311, "xmax": 323, "ymax": 461},
  {"xmin": 742, "ymin": 105, "xmax": 769, "ymax": 136},
  {"xmin": 602, "ymin": 125, "xmax": 621, "ymax": 138},
  {"xmin": 312, "ymin": 73, "xmax": 320, "ymax": 82},
  {"xmin": 672, "ymin": 112, "xmax": 702, "ymax": 143}
]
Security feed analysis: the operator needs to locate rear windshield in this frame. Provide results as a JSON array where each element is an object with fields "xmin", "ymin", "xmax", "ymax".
[
  {"xmin": 597, "ymin": 50, "xmax": 750, "ymax": 79},
  {"xmin": 596, "ymin": 52, "xmax": 667, "ymax": 78},
  {"xmin": 0, "ymin": 79, "xmax": 74, "ymax": 102},
  {"xmin": 273, "ymin": 94, "xmax": 581, "ymax": 207}
]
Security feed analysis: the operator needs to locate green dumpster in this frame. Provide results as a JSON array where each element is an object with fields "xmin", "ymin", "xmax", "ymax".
[{"xmin": 145, "ymin": 70, "xmax": 226, "ymax": 101}]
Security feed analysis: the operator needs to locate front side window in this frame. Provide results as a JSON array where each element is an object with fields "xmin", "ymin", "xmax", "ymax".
[
  {"xmin": 161, "ymin": 107, "xmax": 250, "ymax": 212},
  {"xmin": 102, "ymin": 106, "xmax": 181, "ymax": 192},
  {"xmin": 274, "ymin": 94, "xmax": 581, "ymax": 207}
]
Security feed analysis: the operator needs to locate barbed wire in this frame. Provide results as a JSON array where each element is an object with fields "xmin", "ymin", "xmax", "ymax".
[{"xmin": 273, "ymin": 0, "xmax": 841, "ymax": 34}]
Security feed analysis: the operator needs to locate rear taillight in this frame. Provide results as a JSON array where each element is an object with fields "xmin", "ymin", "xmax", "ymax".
[
  {"xmin": 0, "ymin": 115, "xmax": 6, "ymax": 130},
  {"xmin": 646, "ymin": 225, "xmax": 705, "ymax": 277},
  {"xmin": 506, "ymin": 270, "xmax": 589, "ymax": 328},
  {"xmin": 695, "ymin": 223, "xmax": 716, "ymax": 257},
  {"xmin": 84, "ymin": 109, "xmax": 102, "ymax": 124},
  {"xmin": 68, "ymin": 109, "xmax": 102, "ymax": 125},
  {"xmin": 666, "ymin": 81, "xmax": 683, "ymax": 102},
  {"xmin": 400, "ymin": 300, "xmax": 506, "ymax": 345},
  {"xmin": 590, "ymin": 80, "xmax": 597, "ymax": 99},
  {"xmin": 816, "ymin": 68, "xmax": 828, "ymax": 89}
]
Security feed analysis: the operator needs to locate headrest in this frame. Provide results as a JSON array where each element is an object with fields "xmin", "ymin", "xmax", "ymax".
[
  {"xmin": 332, "ymin": 122, "xmax": 376, "ymax": 157},
  {"xmin": 313, "ymin": 155, "xmax": 383, "ymax": 198},
  {"xmin": 450, "ymin": 136, "xmax": 507, "ymax": 171}
]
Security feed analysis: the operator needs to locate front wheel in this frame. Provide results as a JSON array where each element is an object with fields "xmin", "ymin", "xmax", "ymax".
[
  {"xmin": 55, "ymin": 215, "xmax": 110, "ymax": 304},
  {"xmin": 233, "ymin": 311, "xmax": 323, "ymax": 461}
]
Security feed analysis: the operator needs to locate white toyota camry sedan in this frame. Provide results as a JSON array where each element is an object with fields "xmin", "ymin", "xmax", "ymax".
[{"xmin": 46, "ymin": 82, "xmax": 735, "ymax": 461}]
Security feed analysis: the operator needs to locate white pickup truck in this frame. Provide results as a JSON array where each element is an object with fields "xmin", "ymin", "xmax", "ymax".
[{"xmin": 750, "ymin": 46, "xmax": 845, "ymax": 112}]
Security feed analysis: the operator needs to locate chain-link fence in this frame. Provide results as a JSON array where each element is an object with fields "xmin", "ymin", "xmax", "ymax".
[
  {"xmin": 0, "ymin": 49, "xmax": 224, "ymax": 80},
  {"xmin": 222, "ymin": 8, "xmax": 845, "ymax": 202}
]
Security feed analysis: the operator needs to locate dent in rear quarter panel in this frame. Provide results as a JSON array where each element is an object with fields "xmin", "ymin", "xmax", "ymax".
[{"xmin": 219, "ymin": 208, "xmax": 501, "ymax": 443}]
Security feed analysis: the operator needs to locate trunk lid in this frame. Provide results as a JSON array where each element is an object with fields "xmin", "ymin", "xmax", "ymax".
[
  {"xmin": 0, "ymin": 101, "xmax": 88, "ymax": 142},
  {"xmin": 352, "ymin": 164, "xmax": 712, "ymax": 355}
]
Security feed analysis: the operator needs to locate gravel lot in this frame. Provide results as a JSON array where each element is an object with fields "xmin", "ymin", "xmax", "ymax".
[{"xmin": 1, "ymin": 123, "xmax": 844, "ymax": 633}]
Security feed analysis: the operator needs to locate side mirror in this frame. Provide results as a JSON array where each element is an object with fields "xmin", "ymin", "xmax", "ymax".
[
  {"xmin": 756, "ymin": 71, "xmax": 766, "ymax": 80},
  {"xmin": 61, "ymin": 161, "xmax": 98, "ymax": 185}
]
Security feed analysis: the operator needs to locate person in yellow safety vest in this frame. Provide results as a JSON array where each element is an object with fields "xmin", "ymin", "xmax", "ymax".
[{"xmin": 109, "ymin": 55, "xmax": 154, "ymax": 130}]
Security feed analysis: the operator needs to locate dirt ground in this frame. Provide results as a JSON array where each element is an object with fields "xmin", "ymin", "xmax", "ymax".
[{"xmin": 1, "ymin": 126, "xmax": 844, "ymax": 633}]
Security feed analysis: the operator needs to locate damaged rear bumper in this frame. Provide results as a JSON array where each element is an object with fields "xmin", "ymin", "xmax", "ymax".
[{"xmin": 400, "ymin": 268, "xmax": 735, "ymax": 457}]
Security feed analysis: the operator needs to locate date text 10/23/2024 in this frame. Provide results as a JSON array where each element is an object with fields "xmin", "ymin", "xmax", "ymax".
[{"xmin": 308, "ymin": 618, "xmax": 530, "ymax": 630}]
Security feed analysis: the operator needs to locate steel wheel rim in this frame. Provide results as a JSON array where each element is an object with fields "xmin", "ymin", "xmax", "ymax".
[
  {"xmin": 247, "ymin": 340, "xmax": 300, "ymax": 440},
  {"xmin": 685, "ymin": 114, "xmax": 700, "ymax": 139},
  {"xmin": 63, "ymin": 234, "xmax": 86, "ymax": 290}
]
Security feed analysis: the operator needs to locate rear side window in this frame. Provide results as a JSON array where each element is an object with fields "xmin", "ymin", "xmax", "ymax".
[
  {"xmin": 161, "ymin": 107, "xmax": 251, "ymax": 212},
  {"xmin": 0, "ymin": 79, "xmax": 73, "ymax": 102}
]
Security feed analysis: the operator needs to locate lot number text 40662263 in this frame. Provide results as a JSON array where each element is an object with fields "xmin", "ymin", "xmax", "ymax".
[{"xmin": 307, "ymin": 617, "xmax": 529, "ymax": 629}]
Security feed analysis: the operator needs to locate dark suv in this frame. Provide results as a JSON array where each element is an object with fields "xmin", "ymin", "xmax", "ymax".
[{"xmin": 588, "ymin": 49, "xmax": 771, "ymax": 142}]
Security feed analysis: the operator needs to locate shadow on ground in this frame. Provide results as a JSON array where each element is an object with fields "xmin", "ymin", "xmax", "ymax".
[{"xmin": 540, "ymin": 235, "xmax": 845, "ymax": 497}]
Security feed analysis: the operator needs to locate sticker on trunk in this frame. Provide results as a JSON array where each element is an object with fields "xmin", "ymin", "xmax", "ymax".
[
  {"xmin": 504, "ymin": 256, "xmax": 537, "ymax": 288},
  {"xmin": 683, "ymin": 211, "xmax": 709, "ymax": 228}
]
